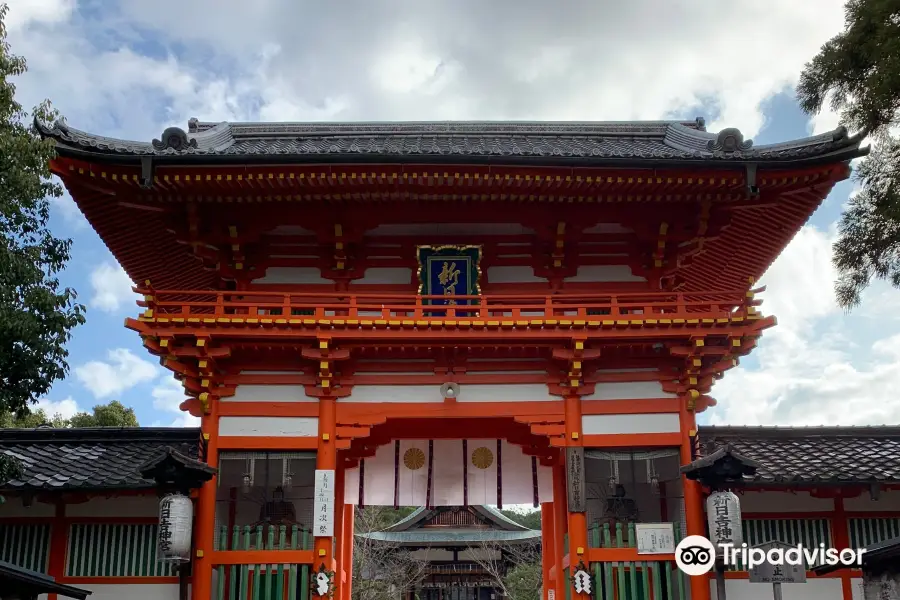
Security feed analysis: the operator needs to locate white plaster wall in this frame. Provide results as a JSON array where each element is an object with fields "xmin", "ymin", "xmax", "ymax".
[
  {"xmin": 218, "ymin": 416, "xmax": 318, "ymax": 437},
  {"xmin": 458, "ymin": 548, "xmax": 502, "ymax": 561},
  {"xmin": 224, "ymin": 384, "xmax": 315, "ymax": 403},
  {"xmin": 486, "ymin": 266, "xmax": 547, "ymax": 283},
  {"xmin": 738, "ymin": 491, "xmax": 835, "ymax": 513},
  {"xmin": 564, "ymin": 265, "xmax": 646, "ymax": 282},
  {"xmin": 583, "ymin": 223, "xmax": 633, "ymax": 234},
  {"xmin": 582, "ymin": 413, "xmax": 680, "ymax": 435},
  {"xmin": 851, "ymin": 577, "xmax": 864, "ymax": 600},
  {"xmin": 581, "ymin": 381, "xmax": 675, "ymax": 400},
  {"xmin": 365, "ymin": 223, "xmax": 534, "ymax": 236},
  {"xmin": 75, "ymin": 585, "xmax": 178, "ymax": 600},
  {"xmin": 355, "ymin": 267, "xmax": 413, "ymax": 284},
  {"xmin": 343, "ymin": 383, "xmax": 553, "ymax": 403},
  {"xmin": 0, "ymin": 496, "xmax": 54, "ymax": 517},
  {"xmin": 65, "ymin": 495, "xmax": 158, "ymax": 518},
  {"xmin": 844, "ymin": 490, "xmax": 900, "ymax": 511},
  {"xmin": 712, "ymin": 578, "xmax": 842, "ymax": 600},
  {"xmin": 410, "ymin": 549, "xmax": 455, "ymax": 561},
  {"xmin": 252, "ymin": 266, "xmax": 331, "ymax": 284}
]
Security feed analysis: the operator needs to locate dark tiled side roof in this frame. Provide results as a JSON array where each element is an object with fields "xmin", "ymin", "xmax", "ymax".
[
  {"xmin": 0, "ymin": 427, "xmax": 202, "ymax": 492},
  {"xmin": 35, "ymin": 118, "xmax": 868, "ymax": 166},
  {"xmin": 697, "ymin": 425, "xmax": 900, "ymax": 485}
]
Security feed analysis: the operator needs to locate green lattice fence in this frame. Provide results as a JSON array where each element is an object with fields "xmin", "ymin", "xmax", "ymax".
[
  {"xmin": 66, "ymin": 523, "xmax": 176, "ymax": 577},
  {"xmin": 0, "ymin": 523, "xmax": 50, "ymax": 572},
  {"xmin": 213, "ymin": 525, "xmax": 312, "ymax": 600}
]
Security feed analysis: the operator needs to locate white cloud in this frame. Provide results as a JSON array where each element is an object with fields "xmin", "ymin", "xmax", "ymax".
[
  {"xmin": 8, "ymin": 0, "xmax": 851, "ymax": 147},
  {"xmin": 5, "ymin": 0, "xmax": 75, "ymax": 32},
  {"xmin": 709, "ymin": 224, "xmax": 900, "ymax": 426},
  {"xmin": 151, "ymin": 376, "xmax": 200, "ymax": 427},
  {"xmin": 74, "ymin": 348, "xmax": 157, "ymax": 399},
  {"xmin": 89, "ymin": 262, "xmax": 138, "ymax": 313},
  {"xmin": 35, "ymin": 396, "xmax": 81, "ymax": 419}
]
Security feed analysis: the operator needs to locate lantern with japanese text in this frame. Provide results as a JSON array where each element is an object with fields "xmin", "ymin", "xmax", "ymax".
[
  {"xmin": 706, "ymin": 491, "xmax": 742, "ymax": 555},
  {"xmin": 157, "ymin": 493, "xmax": 193, "ymax": 562}
]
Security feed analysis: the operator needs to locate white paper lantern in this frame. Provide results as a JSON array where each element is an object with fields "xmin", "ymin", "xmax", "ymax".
[
  {"xmin": 706, "ymin": 491, "xmax": 742, "ymax": 552},
  {"xmin": 158, "ymin": 493, "xmax": 193, "ymax": 562}
]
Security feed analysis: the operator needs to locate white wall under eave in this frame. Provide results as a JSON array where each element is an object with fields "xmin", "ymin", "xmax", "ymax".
[
  {"xmin": 342, "ymin": 383, "xmax": 554, "ymax": 403},
  {"xmin": 581, "ymin": 413, "xmax": 680, "ymax": 435},
  {"xmin": 564, "ymin": 265, "xmax": 646, "ymax": 282},
  {"xmin": 410, "ymin": 549, "xmax": 455, "ymax": 561},
  {"xmin": 844, "ymin": 489, "xmax": 900, "ymax": 511},
  {"xmin": 711, "ymin": 577, "xmax": 842, "ymax": 600},
  {"xmin": 0, "ymin": 496, "xmax": 54, "ymax": 517},
  {"xmin": 223, "ymin": 384, "xmax": 315, "ymax": 403},
  {"xmin": 74, "ymin": 584, "xmax": 178, "ymax": 600},
  {"xmin": 354, "ymin": 267, "xmax": 413, "ymax": 284},
  {"xmin": 486, "ymin": 266, "xmax": 548, "ymax": 283},
  {"xmin": 65, "ymin": 495, "xmax": 158, "ymax": 518},
  {"xmin": 581, "ymin": 381, "xmax": 676, "ymax": 400},
  {"xmin": 252, "ymin": 266, "xmax": 331, "ymax": 284},
  {"xmin": 218, "ymin": 416, "xmax": 318, "ymax": 437},
  {"xmin": 737, "ymin": 491, "xmax": 835, "ymax": 513}
]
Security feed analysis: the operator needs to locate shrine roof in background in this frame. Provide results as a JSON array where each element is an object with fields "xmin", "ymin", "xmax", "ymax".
[
  {"xmin": 0, "ymin": 427, "xmax": 202, "ymax": 492},
  {"xmin": 36, "ymin": 118, "xmax": 867, "ymax": 168},
  {"xmin": 698, "ymin": 425, "xmax": 900, "ymax": 486},
  {"xmin": 386, "ymin": 506, "xmax": 532, "ymax": 532}
]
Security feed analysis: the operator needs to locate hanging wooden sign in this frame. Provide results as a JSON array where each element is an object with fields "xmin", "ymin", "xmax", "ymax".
[{"xmin": 566, "ymin": 447, "xmax": 586, "ymax": 513}]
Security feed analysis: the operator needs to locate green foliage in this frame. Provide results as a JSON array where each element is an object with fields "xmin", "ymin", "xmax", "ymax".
[
  {"xmin": 0, "ymin": 400, "xmax": 139, "ymax": 428},
  {"xmin": 797, "ymin": 0, "xmax": 900, "ymax": 307},
  {"xmin": 501, "ymin": 507, "xmax": 542, "ymax": 529},
  {"xmin": 0, "ymin": 3, "xmax": 85, "ymax": 416},
  {"xmin": 69, "ymin": 400, "xmax": 138, "ymax": 427},
  {"xmin": 504, "ymin": 561, "xmax": 542, "ymax": 600}
]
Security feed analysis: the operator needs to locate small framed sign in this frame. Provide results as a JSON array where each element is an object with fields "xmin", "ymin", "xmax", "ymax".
[{"xmin": 635, "ymin": 523, "xmax": 676, "ymax": 555}]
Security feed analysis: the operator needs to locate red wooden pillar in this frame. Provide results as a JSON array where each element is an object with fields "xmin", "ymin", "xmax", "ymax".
[
  {"xmin": 334, "ymin": 464, "xmax": 345, "ymax": 600},
  {"xmin": 192, "ymin": 398, "xmax": 219, "ymax": 600},
  {"xmin": 679, "ymin": 402, "xmax": 710, "ymax": 600},
  {"xmin": 552, "ymin": 460, "xmax": 568, "ymax": 600},
  {"xmin": 564, "ymin": 394, "xmax": 589, "ymax": 600},
  {"xmin": 47, "ymin": 501, "xmax": 66, "ymax": 600},
  {"xmin": 342, "ymin": 504, "xmax": 355, "ymax": 600},
  {"xmin": 833, "ymin": 497, "xmax": 854, "ymax": 600},
  {"xmin": 316, "ymin": 396, "xmax": 338, "ymax": 572},
  {"xmin": 541, "ymin": 502, "xmax": 555, "ymax": 600}
]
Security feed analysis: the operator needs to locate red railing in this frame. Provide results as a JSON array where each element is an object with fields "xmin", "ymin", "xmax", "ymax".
[{"xmin": 137, "ymin": 288, "xmax": 763, "ymax": 321}]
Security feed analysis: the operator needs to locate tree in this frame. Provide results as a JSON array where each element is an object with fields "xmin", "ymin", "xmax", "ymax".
[
  {"xmin": 464, "ymin": 537, "xmax": 542, "ymax": 600},
  {"xmin": 500, "ymin": 508, "xmax": 542, "ymax": 530},
  {"xmin": 797, "ymin": 0, "xmax": 900, "ymax": 308},
  {"xmin": 352, "ymin": 506, "xmax": 427, "ymax": 600},
  {"xmin": 69, "ymin": 400, "xmax": 138, "ymax": 427},
  {"xmin": 0, "ymin": 3, "xmax": 85, "ymax": 416},
  {"xmin": 0, "ymin": 400, "xmax": 139, "ymax": 428}
]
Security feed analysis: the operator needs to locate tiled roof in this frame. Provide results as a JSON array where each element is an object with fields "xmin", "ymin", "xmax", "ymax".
[
  {"xmin": 364, "ymin": 528, "xmax": 541, "ymax": 545},
  {"xmin": 697, "ymin": 425, "xmax": 900, "ymax": 485},
  {"xmin": 0, "ymin": 427, "xmax": 202, "ymax": 492},
  {"xmin": 35, "ymin": 118, "xmax": 868, "ymax": 167}
]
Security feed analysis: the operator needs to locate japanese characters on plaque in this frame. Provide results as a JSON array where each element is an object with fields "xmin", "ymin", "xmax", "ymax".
[
  {"xmin": 706, "ymin": 491, "xmax": 742, "ymax": 554},
  {"xmin": 635, "ymin": 523, "xmax": 676, "ymax": 555},
  {"xmin": 314, "ymin": 469, "xmax": 335, "ymax": 537},
  {"xmin": 565, "ymin": 447, "xmax": 586, "ymax": 513}
]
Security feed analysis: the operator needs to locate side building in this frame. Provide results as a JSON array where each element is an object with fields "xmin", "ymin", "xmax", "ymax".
[{"xmin": 2, "ymin": 425, "xmax": 899, "ymax": 600}]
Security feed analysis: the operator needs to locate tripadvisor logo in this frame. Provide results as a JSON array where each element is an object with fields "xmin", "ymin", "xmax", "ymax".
[{"xmin": 674, "ymin": 536, "xmax": 866, "ymax": 576}]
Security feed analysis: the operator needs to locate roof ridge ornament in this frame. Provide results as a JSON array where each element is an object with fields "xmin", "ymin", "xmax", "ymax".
[
  {"xmin": 152, "ymin": 127, "xmax": 198, "ymax": 152},
  {"xmin": 707, "ymin": 128, "xmax": 753, "ymax": 153}
]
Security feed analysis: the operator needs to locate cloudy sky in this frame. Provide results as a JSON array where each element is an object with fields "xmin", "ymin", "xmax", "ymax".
[{"xmin": 8, "ymin": 0, "xmax": 899, "ymax": 428}]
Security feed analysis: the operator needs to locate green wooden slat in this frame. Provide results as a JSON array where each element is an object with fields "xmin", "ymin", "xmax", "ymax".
[
  {"xmin": 240, "ymin": 526, "xmax": 251, "ymax": 600},
  {"xmin": 640, "ymin": 565, "xmax": 650, "ymax": 600},
  {"xmin": 253, "ymin": 527, "xmax": 263, "ymax": 600},
  {"xmin": 0, "ymin": 524, "xmax": 50, "ymax": 572},
  {"xmin": 230, "ymin": 526, "xmax": 240, "ymax": 600},
  {"xmin": 300, "ymin": 565, "xmax": 309, "ymax": 600}
]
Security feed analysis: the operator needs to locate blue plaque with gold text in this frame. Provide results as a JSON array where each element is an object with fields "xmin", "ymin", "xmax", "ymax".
[{"xmin": 416, "ymin": 245, "xmax": 482, "ymax": 307}]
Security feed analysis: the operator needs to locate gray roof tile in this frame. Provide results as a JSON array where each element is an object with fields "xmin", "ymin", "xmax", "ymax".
[
  {"xmin": 698, "ymin": 425, "xmax": 900, "ymax": 485},
  {"xmin": 0, "ymin": 427, "xmax": 202, "ymax": 492},
  {"xmin": 36, "ymin": 118, "xmax": 868, "ymax": 166}
]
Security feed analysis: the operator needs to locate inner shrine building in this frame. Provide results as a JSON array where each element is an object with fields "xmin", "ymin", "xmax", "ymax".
[{"xmin": 33, "ymin": 117, "xmax": 868, "ymax": 600}]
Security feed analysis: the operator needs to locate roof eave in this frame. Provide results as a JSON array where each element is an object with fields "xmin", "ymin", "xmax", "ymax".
[{"xmin": 47, "ymin": 142, "xmax": 867, "ymax": 171}]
